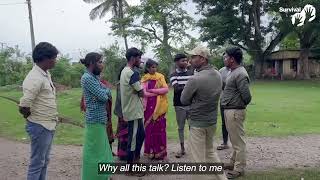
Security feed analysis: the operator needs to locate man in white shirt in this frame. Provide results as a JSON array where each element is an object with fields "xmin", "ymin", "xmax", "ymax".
[{"xmin": 19, "ymin": 42, "xmax": 59, "ymax": 180}]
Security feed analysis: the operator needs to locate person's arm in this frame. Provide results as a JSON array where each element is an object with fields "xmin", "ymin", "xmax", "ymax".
[
  {"xmin": 107, "ymin": 99, "xmax": 112, "ymax": 121},
  {"xmin": 169, "ymin": 74, "xmax": 177, "ymax": 87},
  {"xmin": 148, "ymin": 75, "xmax": 169, "ymax": 95},
  {"xmin": 113, "ymin": 84, "xmax": 123, "ymax": 118},
  {"xmin": 170, "ymin": 74, "xmax": 185, "ymax": 92},
  {"xmin": 148, "ymin": 87, "xmax": 169, "ymax": 95},
  {"xmin": 137, "ymin": 90, "xmax": 144, "ymax": 98},
  {"xmin": 100, "ymin": 80, "xmax": 113, "ymax": 100},
  {"xmin": 143, "ymin": 82, "xmax": 157, "ymax": 97},
  {"xmin": 180, "ymin": 78, "xmax": 197, "ymax": 106},
  {"xmin": 129, "ymin": 71, "xmax": 144, "ymax": 98},
  {"xmin": 19, "ymin": 77, "xmax": 42, "ymax": 118},
  {"xmin": 236, "ymin": 75, "xmax": 252, "ymax": 105},
  {"xmin": 82, "ymin": 76, "xmax": 111, "ymax": 102},
  {"xmin": 80, "ymin": 95, "xmax": 86, "ymax": 112}
]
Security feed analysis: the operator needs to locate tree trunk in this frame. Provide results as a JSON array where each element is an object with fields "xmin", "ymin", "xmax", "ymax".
[
  {"xmin": 297, "ymin": 31, "xmax": 312, "ymax": 80},
  {"xmin": 123, "ymin": 35, "xmax": 129, "ymax": 50},
  {"xmin": 118, "ymin": 0, "xmax": 128, "ymax": 50},
  {"xmin": 254, "ymin": 59, "xmax": 262, "ymax": 79},
  {"xmin": 298, "ymin": 48, "xmax": 310, "ymax": 80},
  {"xmin": 162, "ymin": 17, "xmax": 173, "ymax": 75},
  {"xmin": 252, "ymin": 52, "xmax": 264, "ymax": 79}
]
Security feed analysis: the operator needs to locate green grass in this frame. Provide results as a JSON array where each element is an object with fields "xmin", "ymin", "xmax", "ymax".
[
  {"xmin": 0, "ymin": 96, "xmax": 84, "ymax": 145},
  {"xmin": 0, "ymin": 80, "xmax": 320, "ymax": 145},
  {"xmin": 246, "ymin": 80, "xmax": 320, "ymax": 137},
  {"xmin": 239, "ymin": 168, "xmax": 320, "ymax": 180}
]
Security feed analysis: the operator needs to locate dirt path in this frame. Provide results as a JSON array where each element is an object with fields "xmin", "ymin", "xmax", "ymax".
[{"xmin": 1, "ymin": 135, "xmax": 320, "ymax": 180}]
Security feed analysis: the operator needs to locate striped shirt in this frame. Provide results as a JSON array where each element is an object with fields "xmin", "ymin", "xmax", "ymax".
[{"xmin": 170, "ymin": 68, "xmax": 194, "ymax": 106}]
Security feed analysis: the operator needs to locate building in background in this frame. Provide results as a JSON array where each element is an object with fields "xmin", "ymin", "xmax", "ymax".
[{"xmin": 263, "ymin": 50, "xmax": 320, "ymax": 80}]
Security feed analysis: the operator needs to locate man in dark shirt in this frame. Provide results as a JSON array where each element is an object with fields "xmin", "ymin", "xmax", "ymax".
[
  {"xmin": 169, "ymin": 53, "xmax": 193, "ymax": 158},
  {"xmin": 221, "ymin": 47, "xmax": 252, "ymax": 179},
  {"xmin": 181, "ymin": 45, "xmax": 227, "ymax": 180}
]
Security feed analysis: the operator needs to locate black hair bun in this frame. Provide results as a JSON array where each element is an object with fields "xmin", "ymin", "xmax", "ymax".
[{"xmin": 80, "ymin": 58, "xmax": 85, "ymax": 64}]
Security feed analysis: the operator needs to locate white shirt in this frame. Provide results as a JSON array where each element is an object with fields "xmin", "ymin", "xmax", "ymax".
[{"xmin": 19, "ymin": 65, "xmax": 58, "ymax": 130}]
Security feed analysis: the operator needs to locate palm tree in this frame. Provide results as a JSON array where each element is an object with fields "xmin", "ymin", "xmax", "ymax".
[{"xmin": 83, "ymin": 0, "xmax": 129, "ymax": 50}]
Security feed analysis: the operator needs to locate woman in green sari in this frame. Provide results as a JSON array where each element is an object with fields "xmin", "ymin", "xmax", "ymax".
[{"xmin": 80, "ymin": 52, "xmax": 113, "ymax": 180}]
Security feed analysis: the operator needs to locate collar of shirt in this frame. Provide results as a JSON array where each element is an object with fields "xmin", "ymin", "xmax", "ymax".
[
  {"xmin": 34, "ymin": 64, "xmax": 48, "ymax": 77},
  {"xmin": 85, "ymin": 69, "xmax": 100, "ymax": 80},
  {"xmin": 231, "ymin": 65, "xmax": 242, "ymax": 72},
  {"xmin": 196, "ymin": 64, "xmax": 212, "ymax": 72},
  {"xmin": 176, "ymin": 68, "xmax": 188, "ymax": 73}
]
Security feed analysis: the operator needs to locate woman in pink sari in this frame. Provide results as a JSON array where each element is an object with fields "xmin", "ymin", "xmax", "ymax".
[{"xmin": 141, "ymin": 59, "xmax": 169, "ymax": 160}]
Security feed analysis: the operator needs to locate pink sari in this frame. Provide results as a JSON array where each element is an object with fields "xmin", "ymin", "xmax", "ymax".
[{"xmin": 143, "ymin": 80, "xmax": 167, "ymax": 159}]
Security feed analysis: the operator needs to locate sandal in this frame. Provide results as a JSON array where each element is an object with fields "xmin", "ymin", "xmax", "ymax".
[
  {"xmin": 226, "ymin": 171, "xmax": 244, "ymax": 179},
  {"xmin": 217, "ymin": 144, "xmax": 229, "ymax": 150},
  {"xmin": 175, "ymin": 151, "xmax": 185, "ymax": 158}
]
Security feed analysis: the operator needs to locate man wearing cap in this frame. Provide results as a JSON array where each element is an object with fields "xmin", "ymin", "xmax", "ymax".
[{"xmin": 181, "ymin": 45, "xmax": 227, "ymax": 180}]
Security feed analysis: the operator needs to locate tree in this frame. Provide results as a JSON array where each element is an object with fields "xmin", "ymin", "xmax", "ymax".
[
  {"xmin": 101, "ymin": 42, "xmax": 126, "ymax": 84},
  {"xmin": 69, "ymin": 63, "xmax": 85, "ymax": 87},
  {"xmin": 0, "ymin": 46, "xmax": 32, "ymax": 86},
  {"xmin": 126, "ymin": 0, "xmax": 194, "ymax": 78},
  {"xmin": 50, "ymin": 55, "xmax": 86, "ymax": 88},
  {"xmin": 50, "ymin": 56, "xmax": 72, "ymax": 86},
  {"xmin": 311, "ymin": 36, "xmax": 320, "ymax": 59},
  {"xmin": 0, "ymin": 46, "xmax": 84, "ymax": 88},
  {"xmin": 280, "ymin": 32, "xmax": 300, "ymax": 50},
  {"xmin": 290, "ymin": 1, "xmax": 320, "ymax": 79},
  {"xmin": 83, "ymin": 0, "xmax": 130, "ymax": 50},
  {"xmin": 193, "ymin": 0, "xmax": 293, "ymax": 78}
]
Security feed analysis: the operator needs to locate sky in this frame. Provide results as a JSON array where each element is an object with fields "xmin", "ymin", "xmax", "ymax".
[{"xmin": 0, "ymin": 0, "xmax": 198, "ymax": 61}]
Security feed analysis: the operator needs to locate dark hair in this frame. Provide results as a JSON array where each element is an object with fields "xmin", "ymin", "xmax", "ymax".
[
  {"xmin": 80, "ymin": 52, "xmax": 102, "ymax": 68},
  {"xmin": 144, "ymin": 59, "xmax": 158, "ymax": 74},
  {"xmin": 125, "ymin": 47, "xmax": 143, "ymax": 61},
  {"xmin": 225, "ymin": 47, "xmax": 243, "ymax": 64},
  {"xmin": 174, "ymin": 53, "xmax": 187, "ymax": 62},
  {"xmin": 32, "ymin": 42, "xmax": 59, "ymax": 63}
]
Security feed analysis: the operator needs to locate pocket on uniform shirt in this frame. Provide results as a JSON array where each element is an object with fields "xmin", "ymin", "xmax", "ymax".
[{"xmin": 43, "ymin": 81, "xmax": 55, "ymax": 95}]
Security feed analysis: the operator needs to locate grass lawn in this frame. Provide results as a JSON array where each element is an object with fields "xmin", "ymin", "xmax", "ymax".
[{"xmin": 0, "ymin": 80, "xmax": 320, "ymax": 145}]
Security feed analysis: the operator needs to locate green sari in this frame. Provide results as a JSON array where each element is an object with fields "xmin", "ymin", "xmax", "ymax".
[{"xmin": 82, "ymin": 123, "xmax": 113, "ymax": 180}]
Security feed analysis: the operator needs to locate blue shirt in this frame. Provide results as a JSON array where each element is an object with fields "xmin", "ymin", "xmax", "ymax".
[{"xmin": 81, "ymin": 70, "xmax": 111, "ymax": 124}]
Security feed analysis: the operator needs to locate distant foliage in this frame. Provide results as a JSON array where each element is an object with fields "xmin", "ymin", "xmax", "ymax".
[
  {"xmin": 0, "ymin": 46, "xmax": 32, "ymax": 86},
  {"xmin": 101, "ymin": 43, "xmax": 127, "ymax": 84},
  {"xmin": 0, "ymin": 46, "xmax": 85, "ymax": 88},
  {"xmin": 50, "ymin": 56, "xmax": 85, "ymax": 88}
]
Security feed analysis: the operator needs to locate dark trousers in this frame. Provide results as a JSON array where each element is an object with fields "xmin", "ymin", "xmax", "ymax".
[
  {"xmin": 127, "ymin": 118, "xmax": 145, "ymax": 164},
  {"xmin": 220, "ymin": 106, "xmax": 229, "ymax": 144}
]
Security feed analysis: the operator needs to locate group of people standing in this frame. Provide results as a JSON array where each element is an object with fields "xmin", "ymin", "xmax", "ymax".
[{"xmin": 19, "ymin": 41, "xmax": 251, "ymax": 180}]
